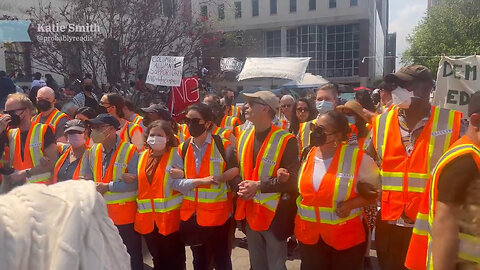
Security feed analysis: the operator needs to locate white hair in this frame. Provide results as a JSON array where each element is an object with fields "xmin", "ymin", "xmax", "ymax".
[{"xmin": 280, "ymin": 94, "xmax": 295, "ymax": 102}]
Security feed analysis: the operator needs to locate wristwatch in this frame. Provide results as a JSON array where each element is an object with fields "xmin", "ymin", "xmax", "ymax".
[{"xmin": 25, "ymin": 169, "xmax": 31, "ymax": 178}]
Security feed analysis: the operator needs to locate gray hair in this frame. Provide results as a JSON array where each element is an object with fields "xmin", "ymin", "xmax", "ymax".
[{"xmin": 280, "ymin": 94, "xmax": 295, "ymax": 102}]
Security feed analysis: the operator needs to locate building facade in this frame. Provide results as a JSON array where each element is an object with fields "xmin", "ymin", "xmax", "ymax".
[{"xmin": 194, "ymin": 0, "xmax": 392, "ymax": 87}]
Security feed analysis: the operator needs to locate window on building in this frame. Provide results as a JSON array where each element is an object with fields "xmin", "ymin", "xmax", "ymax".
[
  {"xmin": 252, "ymin": 0, "xmax": 259, "ymax": 17},
  {"xmin": 350, "ymin": 0, "xmax": 358, "ymax": 6},
  {"xmin": 270, "ymin": 0, "xmax": 277, "ymax": 15},
  {"xmin": 287, "ymin": 29, "xmax": 298, "ymax": 56},
  {"xmin": 290, "ymin": 0, "xmax": 297, "ymax": 12},
  {"xmin": 200, "ymin": 5, "xmax": 208, "ymax": 19},
  {"xmin": 218, "ymin": 4, "xmax": 225, "ymax": 20},
  {"xmin": 162, "ymin": 0, "xmax": 174, "ymax": 17},
  {"xmin": 265, "ymin": 30, "xmax": 281, "ymax": 56},
  {"xmin": 325, "ymin": 23, "xmax": 360, "ymax": 77},
  {"xmin": 297, "ymin": 24, "xmax": 325, "ymax": 76},
  {"xmin": 309, "ymin": 0, "xmax": 316, "ymax": 10},
  {"xmin": 234, "ymin": 2, "xmax": 242, "ymax": 18},
  {"xmin": 329, "ymin": 0, "xmax": 336, "ymax": 8}
]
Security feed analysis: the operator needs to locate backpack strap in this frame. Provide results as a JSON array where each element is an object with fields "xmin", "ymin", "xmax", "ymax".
[
  {"xmin": 181, "ymin": 137, "xmax": 192, "ymax": 163},
  {"xmin": 212, "ymin": 134, "xmax": 227, "ymax": 162},
  {"xmin": 300, "ymin": 145, "xmax": 313, "ymax": 162}
]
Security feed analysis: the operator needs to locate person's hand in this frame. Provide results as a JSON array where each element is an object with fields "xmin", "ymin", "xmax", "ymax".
[
  {"xmin": 40, "ymin": 156, "xmax": 54, "ymax": 168},
  {"xmin": 121, "ymin": 173, "xmax": 136, "ymax": 184},
  {"xmin": 0, "ymin": 114, "xmax": 11, "ymax": 132},
  {"xmin": 8, "ymin": 170, "xmax": 27, "ymax": 184},
  {"xmin": 237, "ymin": 180, "xmax": 260, "ymax": 200},
  {"xmin": 356, "ymin": 182, "xmax": 379, "ymax": 200},
  {"xmin": 335, "ymin": 201, "xmax": 352, "ymax": 218},
  {"xmin": 362, "ymin": 108, "xmax": 378, "ymax": 122},
  {"xmin": 277, "ymin": 168, "xmax": 290, "ymax": 183},
  {"xmin": 169, "ymin": 167, "xmax": 184, "ymax": 179},
  {"xmin": 96, "ymin": 182, "xmax": 109, "ymax": 195}
]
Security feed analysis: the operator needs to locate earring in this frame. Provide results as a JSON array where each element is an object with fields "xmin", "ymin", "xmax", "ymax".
[{"xmin": 333, "ymin": 140, "xmax": 338, "ymax": 148}]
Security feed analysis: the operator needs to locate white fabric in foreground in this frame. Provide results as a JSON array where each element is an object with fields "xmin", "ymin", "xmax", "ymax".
[{"xmin": 0, "ymin": 180, "xmax": 131, "ymax": 270}]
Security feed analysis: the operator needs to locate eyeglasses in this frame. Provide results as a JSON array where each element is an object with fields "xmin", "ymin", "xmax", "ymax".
[
  {"xmin": 4, "ymin": 108, "xmax": 26, "ymax": 115},
  {"xmin": 296, "ymin": 108, "xmax": 308, "ymax": 113},
  {"xmin": 184, "ymin": 117, "xmax": 203, "ymax": 125},
  {"xmin": 281, "ymin": 104, "xmax": 293, "ymax": 109}
]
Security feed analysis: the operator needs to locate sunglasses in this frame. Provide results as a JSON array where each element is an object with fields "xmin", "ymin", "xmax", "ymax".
[
  {"xmin": 184, "ymin": 117, "xmax": 203, "ymax": 125},
  {"xmin": 296, "ymin": 108, "xmax": 308, "ymax": 113},
  {"xmin": 4, "ymin": 108, "xmax": 26, "ymax": 115}
]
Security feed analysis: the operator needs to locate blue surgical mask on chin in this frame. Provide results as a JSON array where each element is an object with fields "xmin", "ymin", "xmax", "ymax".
[
  {"xmin": 346, "ymin": 116, "xmax": 356, "ymax": 125},
  {"xmin": 316, "ymin": 100, "xmax": 334, "ymax": 115}
]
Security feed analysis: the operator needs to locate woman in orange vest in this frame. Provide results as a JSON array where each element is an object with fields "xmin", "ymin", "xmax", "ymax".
[
  {"xmin": 134, "ymin": 120, "xmax": 186, "ymax": 269},
  {"xmin": 290, "ymin": 97, "xmax": 318, "ymax": 136},
  {"xmin": 53, "ymin": 119, "xmax": 89, "ymax": 183},
  {"xmin": 175, "ymin": 103, "xmax": 239, "ymax": 270},
  {"xmin": 295, "ymin": 111, "xmax": 380, "ymax": 269}
]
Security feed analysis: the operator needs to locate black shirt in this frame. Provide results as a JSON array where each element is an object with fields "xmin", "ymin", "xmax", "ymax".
[
  {"xmin": 56, "ymin": 156, "xmax": 81, "ymax": 182},
  {"xmin": 437, "ymin": 154, "xmax": 480, "ymax": 204},
  {"xmin": 20, "ymin": 127, "xmax": 55, "ymax": 160},
  {"xmin": 84, "ymin": 94, "xmax": 98, "ymax": 110}
]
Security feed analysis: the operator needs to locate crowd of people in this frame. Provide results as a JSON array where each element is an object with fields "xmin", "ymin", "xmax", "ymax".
[{"xmin": 0, "ymin": 64, "xmax": 479, "ymax": 270}]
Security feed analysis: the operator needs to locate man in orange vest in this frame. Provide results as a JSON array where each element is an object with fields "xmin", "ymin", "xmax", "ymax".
[
  {"xmin": 33, "ymin": 86, "xmax": 69, "ymax": 143},
  {"xmin": 369, "ymin": 65, "xmax": 463, "ymax": 270},
  {"xmin": 222, "ymin": 88, "xmax": 241, "ymax": 118},
  {"xmin": 1, "ymin": 93, "xmax": 58, "ymax": 186},
  {"xmin": 80, "ymin": 114, "xmax": 143, "ymax": 270},
  {"xmin": 234, "ymin": 91, "xmax": 300, "ymax": 270}
]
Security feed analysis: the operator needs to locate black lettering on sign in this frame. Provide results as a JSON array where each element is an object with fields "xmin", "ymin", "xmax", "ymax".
[
  {"xmin": 446, "ymin": 89, "xmax": 473, "ymax": 105},
  {"xmin": 447, "ymin": 89, "xmax": 458, "ymax": 104},
  {"xmin": 442, "ymin": 61, "xmax": 478, "ymax": 81},
  {"xmin": 443, "ymin": 61, "xmax": 453, "ymax": 77},
  {"xmin": 465, "ymin": 65, "xmax": 477, "ymax": 81},
  {"xmin": 460, "ymin": 91, "xmax": 471, "ymax": 105}
]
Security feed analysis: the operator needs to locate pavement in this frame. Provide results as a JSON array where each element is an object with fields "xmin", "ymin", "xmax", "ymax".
[{"xmin": 143, "ymin": 229, "xmax": 381, "ymax": 269}]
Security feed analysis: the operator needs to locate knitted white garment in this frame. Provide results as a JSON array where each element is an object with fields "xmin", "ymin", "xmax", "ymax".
[{"xmin": 0, "ymin": 180, "xmax": 131, "ymax": 270}]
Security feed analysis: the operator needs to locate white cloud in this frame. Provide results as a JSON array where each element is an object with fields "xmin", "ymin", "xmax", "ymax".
[{"xmin": 389, "ymin": 0, "xmax": 428, "ymax": 70}]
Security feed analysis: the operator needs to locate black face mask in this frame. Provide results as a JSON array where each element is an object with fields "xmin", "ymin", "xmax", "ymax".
[
  {"xmin": 84, "ymin": 85, "xmax": 94, "ymax": 92},
  {"xmin": 309, "ymin": 125, "xmax": 327, "ymax": 147},
  {"xmin": 36, "ymin": 100, "xmax": 52, "ymax": 112},
  {"xmin": 7, "ymin": 113, "xmax": 21, "ymax": 128},
  {"xmin": 188, "ymin": 121, "xmax": 207, "ymax": 137},
  {"xmin": 97, "ymin": 105, "xmax": 108, "ymax": 115},
  {"xmin": 225, "ymin": 97, "xmax": 234, "ymax": 106}
]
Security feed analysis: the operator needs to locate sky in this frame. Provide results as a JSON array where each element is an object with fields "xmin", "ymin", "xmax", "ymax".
[{"xmin": 388, "ymin": 0, "xmax": 428, "ymax": 69}]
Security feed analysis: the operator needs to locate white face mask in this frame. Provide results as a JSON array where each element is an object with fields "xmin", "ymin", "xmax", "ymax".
[
  {"xmin": 316, "ymin": 100, "xmax": 334, "ymax": 115},
  {"xmin": 147, "ymin": 136, "xmax": 167, "ymax": 151},
  {"xmin": 67, "ymin": 133, "xmax": 86, "ymax": 148},
  {"xmin": 392, "ymin": 86, "xmax": 414, "ymax": 109}
]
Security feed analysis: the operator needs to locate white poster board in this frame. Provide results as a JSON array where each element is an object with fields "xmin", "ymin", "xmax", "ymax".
[
  {"xmin": 434, "ymin": 55, "xmax": 480, "ymax": 117},
  {"xmin": 220, "ymin": 58, "xmax": 243, "ymax": 73},
  {"xmin": 237, "ymin": 57, "xmax": 311, "ymax": 82},
  {"xmin": 146, "ymin": 56, "xmax": 184, "ymax": 86}
]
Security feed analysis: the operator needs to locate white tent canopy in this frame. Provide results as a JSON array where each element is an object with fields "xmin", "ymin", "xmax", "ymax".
[
  {"xmin": 281, "ymin": 73, "xmax": 329, "ymax": 88},
  {"xmin": 237, "ymin": 57, "xmax": 311, "ymax": 82}
]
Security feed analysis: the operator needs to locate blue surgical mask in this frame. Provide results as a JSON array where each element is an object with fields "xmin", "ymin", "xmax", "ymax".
[
  {"xmin": 346, "ymin": 116, "xmax": 356, "ymax": 125},
  {"xmin": 316, "ymin": 100, "xmax": 334, "ymax": 115}
]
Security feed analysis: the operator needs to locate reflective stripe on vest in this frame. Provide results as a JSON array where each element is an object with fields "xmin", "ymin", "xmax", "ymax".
[
  {"xmin": 298, "ymin": 120, "xmax": 315, "ymax": 151},
  {"xmin": 376, "ymin": 106, "xmax": 457, "ymax": 194},
  {"xmin": 297, "ymin": 144, "xmax": 362, "ymax": 225},
  {"xmin": 425, "ymin": 142, "xmax": 480, "ymax": 268},
  {"xmin": 132, "ymin": 114, "xmax": 143, "ymax": 125},
  {"xmin": 32, "ymin": 109, "xmax": 67, "ymax": 133},
  {"xmin": 221, "ymin": 116, "xmax": 238, "ymax": 130},
  {"xmin": 412, "ymin": 213, "xmax": 429, "ymax": 236},
  {"xmin": 213, "ymin": 127, "xmax": 230, "ymax": 140},
  {"xmin": 92, "ymin": 142, "xmax": 137, "ymax": 204}
]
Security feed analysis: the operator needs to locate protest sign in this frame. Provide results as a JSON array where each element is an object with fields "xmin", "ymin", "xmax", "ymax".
[
  {"xmin": 146, "ymin": 56, "xmax": 184, "ymax": 86},
  {"xmin": 220, "ymin": 58, "xmax": 243, "ymax": 73},
  {"xmin": 168, "ymin": 76, "xmax": 199, "ymax": 122},
  {"xmin": 434, "ymin": 55, "xmax": 480, "ymax": 117},
  {"xmin": 238, "ymin": 57, "xmax": 310, "ymax": 82}
]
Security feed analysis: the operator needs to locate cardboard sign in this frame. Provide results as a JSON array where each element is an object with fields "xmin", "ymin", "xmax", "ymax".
[
  {"xmin": 220, "ymin": 58, "xmax": 243, "ymax": 73},
  {"xmin": 146, "ymin": 56, "xmax": 184, "ymax": 86}
]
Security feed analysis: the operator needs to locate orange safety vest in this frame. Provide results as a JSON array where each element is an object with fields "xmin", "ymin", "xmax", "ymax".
[
  {"xmin": 178, "ymin": 136, "xmax": 231, "ymax": 226},
  {"xmin": 281, "ymin": 119, "xmax": 289, "ymax": 131},
  {"xmin": 405, "ymin": 136, "xmax": 480, "ymax": 269},
  {"xmin": 52, "ymin": 145, "xmax": 87, "ymax": 184},
  {"xmin": 7, "ymin": 123, "xmax": 52, "ymax": 184},
  {"xmin": 220, "ymin": 115, "xmax": 241, "ymax": 130},
  {"xmin": 32, "ymin": 109, "xmax": 69, "ymax": 134},
  {"xmin": 229, "ymin": 105, "xmax": 241, "ymax": 118},
  {"xmin": 235, "ymin": 125, "xmax": 294, "ymax": 231},
  {"xmin": 131, "ymin": 113, "xmax": 143, "ymax": 125},
  {"xmin": 178, "ymin": 123, "xmax": 190, "ymax": 142},
  {"xmin": 212, "ymin": 126, "xmax": 232, "ymax": 141},
  {"xmin": 372, "ymin": 106, "xmax": 462, "ymax": 221},
  {"xmin": 295, "ymin": 144, "xmax": 365, "ymax": 250},
  {"xmin": 298, "ymin": 119, "xmax": 316, "ymax": 152},
  {"xmin": 134, "ymin": 148, "xmax": 182, "ymax": 235},
  {"xmin": 89, "ymin": 141, "xmax": 137, "ymax": 225},
  {"xmin": 119, "ymin": 121, "xmax": 142, "ymax": 143}
]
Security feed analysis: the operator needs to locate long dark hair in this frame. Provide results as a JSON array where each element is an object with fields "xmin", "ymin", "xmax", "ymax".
[
  {"xmin": 290, "ymin": 97, "xmax": 317, "ymax": 135},
  {"xmin": 145, "ymin": 120, "xmax": 179, "ymax": 149},
  {"xmin": 324, "ymin": 110, "xmax": 350, "ymax": 141},
  {"xmin": 187, "ymin": 102, "xmax": 215, "ymax": 131}
]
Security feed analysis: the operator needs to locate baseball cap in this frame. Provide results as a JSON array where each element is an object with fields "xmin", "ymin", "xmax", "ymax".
[
  {"xmin": 86, "ymin": 113, "xmax": 120, "ymax": 129},
  {"xmin": 64, "ymin": 119, "xmax": 86, "ymax": 133},
  {"xmin": 243, "ymin": 91, "xmax": 279, "ymax": 111},
  {"xmin": 141, "ymin": 103, "xmax": 168, "ymax": 113},
  {"xmin": 468, "ymin": 91, "xmax": 480, "ymax": 116},
  {"xmin": 385, "ymin": 65, "xmax": 433, "ymax": 85},
  {"xmin": 335, "ymin": 100, "xmax": 370, "ymax": 123}
]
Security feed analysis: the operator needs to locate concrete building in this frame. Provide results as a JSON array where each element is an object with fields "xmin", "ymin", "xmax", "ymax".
[{"xmin": 193, "ymin": 0, "xmax": 392, "ymax": 88}]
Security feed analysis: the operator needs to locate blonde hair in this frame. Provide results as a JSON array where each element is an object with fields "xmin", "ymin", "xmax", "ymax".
[{"xmin": 7, "ymin": 93, "xmax": 35, "ymax": 112}]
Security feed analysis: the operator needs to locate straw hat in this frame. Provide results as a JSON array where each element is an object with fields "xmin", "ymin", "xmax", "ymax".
[{"xmin": 335, "ymin": 100, "xmax": 370, "ymax": 123}]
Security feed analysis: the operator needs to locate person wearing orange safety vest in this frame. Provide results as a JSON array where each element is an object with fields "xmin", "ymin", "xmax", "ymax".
[
  {"xmin": 134, "ymin": 120, "xmax": 186, "ymax": 269},
  {"xmin": 234, "ymin": 91, "xmax": 299, "ymax": 270},
  {"xmin": 81, "ymin": 113, "xmax": 143, "ymax": 270},
  {"xmin": 99, "ymin": 93, "xmax": 144, "ymax": 151},
  {"xmin": 405, "ymin": 92, "xmax": 480, "ymax": 270},
  {"xmin": 369, "ymin": 65, "xmax": 463, "ymax": 270},
  {"xmin": 32, "ymin": 86, "xmax": 69, "ymax": 142},
  {"xmin": 123, "ymin": 99, "xmax": 145, "ymax": 130},
  {"xmin": 52, "ymin": 119, "xmax": 89, "ymax": 183},
  {"xmin": 220, "ymin": 114, "xmax": 241, "ymax": 130},
  {"xmin": 295, "ymin": 111, "xmax": 380, "ymax": 269},
  {"xmin": 174, "ymin": 103, "xmax": 239, "ymax": 270},
  {"xmin": 1, "ymin": 93, "xmax": 58, "ymax": 186}
]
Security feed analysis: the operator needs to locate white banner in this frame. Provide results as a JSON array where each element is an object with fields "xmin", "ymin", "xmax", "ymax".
[
  {"xmin": 434, "ymin": 55, "xmax": 480, "ymax": 117},
  {"xmin": 146, "ymin": 56, "xmax": 184, "ymax": 86},
  {"xmin": 237, "ymin": 57, "xmax": 310, "ymax": 82},
  {"xmin": 220, "ymin": 58, "xmax": 243, "ymax": 73}
]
